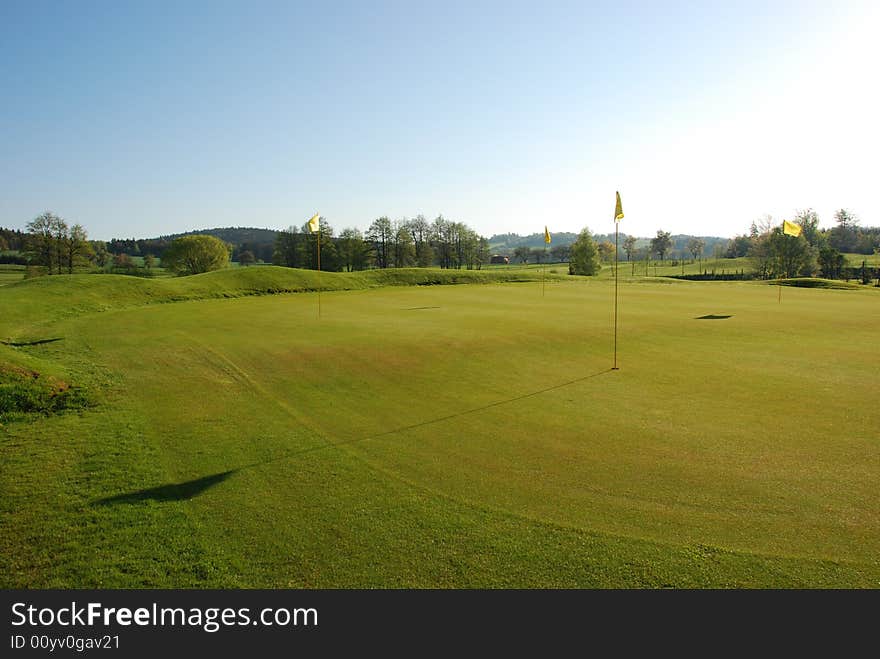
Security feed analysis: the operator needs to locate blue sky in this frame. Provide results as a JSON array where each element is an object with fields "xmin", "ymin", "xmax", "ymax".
[{"xmin": 2, "ymin": 1, "xmax": 877, "ymax": 241}]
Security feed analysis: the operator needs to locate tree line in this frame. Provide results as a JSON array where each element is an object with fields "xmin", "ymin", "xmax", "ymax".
[
  {"xmin": 10, "ymin": 212, "xmax": 496, "ymax": 276},
  {"xmin": 22, "ymin": 212, "xmax": 92, "ymax": 274},
  {"xmin": 272, "ymin": 215, "xmax": 491, "ymax": 271},
  {"xmin": 8, "ymin": 206, "xmax": 877, "ymax": 281},
  {"xmin": 726, "ymin": 209, "xmax": 879, "ymax": 279},
  {"xmin": 104, "ymin": 229, "xmax": 276, "ymax": 264}
]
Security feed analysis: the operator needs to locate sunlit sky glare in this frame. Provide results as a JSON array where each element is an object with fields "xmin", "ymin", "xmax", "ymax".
[{"xmin": 1, "ymin": 1, "xmax": 878, "ymax": 241}]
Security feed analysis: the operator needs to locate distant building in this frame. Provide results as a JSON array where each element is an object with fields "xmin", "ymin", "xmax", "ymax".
[{"xmin": 490, "ymin": 255, "xmax": 510, "ymax": 264}]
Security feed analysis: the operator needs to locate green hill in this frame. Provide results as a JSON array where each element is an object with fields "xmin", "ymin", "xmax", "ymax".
[{"xmin": 157, "ymin": 226, "xmax": 281, "ymax": 245}]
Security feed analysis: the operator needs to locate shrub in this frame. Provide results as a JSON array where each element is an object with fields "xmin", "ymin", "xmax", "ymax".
[
  {"xmin": 162, "ymin": 235, "xmax": 231, "ymax": 276},
  {"xmin": 0, "ymin": 369, "xmax": 89, "ymax": 422}
]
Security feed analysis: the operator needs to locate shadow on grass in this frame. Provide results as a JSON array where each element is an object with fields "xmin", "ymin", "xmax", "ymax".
[
  {"xmin": 92, "ymin": 469, "xmax": 238, "ymax": 506},
  {"xmin": 360, "ymin": 367, "xmax": 614, "ymax": 443},
  {"xmin": 244, "ymin": 367, "xmax": 616, "ymax": 468},
  {"xmin": 94, "ymin": 368, "xmax": 614, "ymax": 496},
  {"xmin": 695, "ymin": 315, "xmax": 732, "ymax": 320},
  {"xmin": 2, "ymin": 337, "xmax": 64, "ymax": 346}
]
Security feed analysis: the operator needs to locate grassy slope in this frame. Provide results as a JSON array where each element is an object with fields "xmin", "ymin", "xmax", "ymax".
[
  {"xmin": 1, "ymin": 269, "xmax": 878, "ymax": 587},
  {"xmin": 0, "ymin": 267, "xmax": 547, "ymax": 340},
  {"xmin": 0, "ymin": 264, "xmax": 26, "ymax": 286}
]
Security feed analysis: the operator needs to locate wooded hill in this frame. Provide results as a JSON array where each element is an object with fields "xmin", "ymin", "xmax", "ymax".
[
  {"xmin": 106, "ymin": 227, "xmax": 280, "ymax": 263},
  {"xmin": 487, "ymin": 231, "xmax": 731, "ymax": 258}
]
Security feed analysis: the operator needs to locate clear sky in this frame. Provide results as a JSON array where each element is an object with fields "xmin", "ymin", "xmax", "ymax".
[{"xmin": 2, "ymin": 0, "xmax": 878, "ymax": 241}]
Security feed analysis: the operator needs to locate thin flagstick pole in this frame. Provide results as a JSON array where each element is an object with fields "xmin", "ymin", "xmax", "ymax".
[
  {"xmin": 778, "ymin": 231, "xmax": 788, "ymax": 303},
  {"xmin": 317, "ymin": 228, "xmax": 322, "ymax": 319},
  {"xmin": 542, "ymin": 244, "xmax": 546, "ymax": 297},
  {"xmin": 613, "ymin": 221, "xmax": 619, "ymax": 370}
]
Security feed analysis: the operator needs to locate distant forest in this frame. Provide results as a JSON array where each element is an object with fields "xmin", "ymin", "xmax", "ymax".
[
  {"xmin": 0, "ymin": 226, "xmax": 740, "ymax": 262},
  {"xmin": 102, "ymin": 227, "xmax": 281, "ymax": 263},
  {"xmin": 486, "ymin": 231, "xmax": 732, "ymax": 257},
  {"xmin": 3, "ymin": 212, "xmax": 879, "ymax": 281}
]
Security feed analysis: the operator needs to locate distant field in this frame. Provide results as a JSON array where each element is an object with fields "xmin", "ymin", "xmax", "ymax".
[
  {"xmin": 0, "ymin": 264, "xmax": 25, "ymax": 286},
  {"xmin": 1, "ymin": 267, "xmax": 878, "ymax": 587},
  {"xmin": 844, "ymin": 252, "xmax": 880, "ymax": 267},
  {"xmin": 485, "ymin": 256, "xmax": 754, "ymax": 279}
]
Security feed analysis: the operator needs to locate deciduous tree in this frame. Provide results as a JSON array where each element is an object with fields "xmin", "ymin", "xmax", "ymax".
[
  {"xmin": 273, "ymin": 226, "xmax": 306, "ymax": 268},
  {"xmin": 367, "ymin": 216, "xmax": 393, "ymax": 268},
  {"xmin": 569, "ymin": 228, "xmax": 601, "ymax": 276},
  {"xmin": 162, "ymin": 235, "xmax": 231, "ymax": 276},
  {"xmin": 597, "ymin": 241, "xmax": 615, "ymax": 263},
  {"xmin": 63, "ymin": 224, "xmax": 91, "ymax": 273},
  {"xmin": 392, "ymin": 222, "xmax": 416, "ymax": 268},
  {"xmin": 818, "ymin": 245, "xmax": 845, "ymax": 279},
  {"xmin": 550, "ymin": 243, "xmax": 571, "ymax": 262},
  {"xmin": 686, "ymin": 238, "xmax": 705, "ymax": 264},
  {"xmin": 26, "ymin": 211, "xmax": 65, "ymax": 274},
  {"xmin": 407, "ymin": 215, "xmax": 433, "ymax": 267},
  {"xmin": 829, "ymin": 208, "xmax": 859, "ymax": 252},
  {"xmin": 622, "ymin": 235, "xmax": 637, "ymax": 262},
  {"xmin": 337, "ymin": 228, "xmax": 370, "ymax": 271},
  {"xmin": 113, "ymin": 253, "xmax": 135, "ymax": 270},
  {"xmin": 650, "ymin": 230, "xmax": 672, "ymax": 263},
  {"xmin": 513, "ymin": 246, "xmax": 530, "ymax": 264}
]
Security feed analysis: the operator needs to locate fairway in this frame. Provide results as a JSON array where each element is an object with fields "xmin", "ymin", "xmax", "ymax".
[{"xmin": 2, "ymin": 272, "xmax": 879, "ymax": 587}]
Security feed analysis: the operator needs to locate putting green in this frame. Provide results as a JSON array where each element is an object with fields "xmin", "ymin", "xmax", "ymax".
[{"xmin": 2, "ymin": 274, "xmax": 878, "ymax": 587}]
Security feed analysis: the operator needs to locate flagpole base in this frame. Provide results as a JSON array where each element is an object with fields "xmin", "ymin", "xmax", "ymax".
[{"xmin": 611, "ymin": 367, "xmax": 620, "ymax": 371}]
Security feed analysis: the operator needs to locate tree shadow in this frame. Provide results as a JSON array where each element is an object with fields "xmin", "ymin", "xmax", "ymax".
[
  {"xmin": 92, "ymin": 469, "xmax": 238, "ymax": 506},
  {"xmin": 695, "ymin": 315, "xmax": 732, "ymax": 320}
]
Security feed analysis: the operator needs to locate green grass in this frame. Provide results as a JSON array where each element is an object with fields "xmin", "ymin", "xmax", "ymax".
[
  {"xmin": 0, "ymin": 266, "xmax": 547, "ymax": 343},
  {"xmin": 1, "ymin": 268, "xmax": 878, "ymax": 587},
  {"xmin": 0, "ymin": 264, "xmax": 26, "ymax": 286},
  {"xmin": 0, "ymin": 362, "xmax": 89, "ymax": 422},
  {"xmin": 844, "ymin": 253, "xmax": 880, "ymax": 267},
  {"xmin": 622, "ymin": 256, "xmax": 753, "ymax": 278},
  {"xmin": 486, "ymin": 256, "xmax": 754, "ymax": 278}
]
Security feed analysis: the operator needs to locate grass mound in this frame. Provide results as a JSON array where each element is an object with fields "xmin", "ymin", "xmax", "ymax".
[
  {"xmin": 0, "ymin": 267, "xmax": 544, "ymax": 339},
  {"xmin": 0, "ymin": 363, "xmax": 88, "ymax": 423},
  {"xmin": 774, "ymin": 278, "xmax": 863, "ymax": 290}
]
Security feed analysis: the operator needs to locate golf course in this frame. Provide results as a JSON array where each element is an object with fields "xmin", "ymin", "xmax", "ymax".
[{"xmin": 1, "ymin": 267, "xmax": 878, "ymax": 588}]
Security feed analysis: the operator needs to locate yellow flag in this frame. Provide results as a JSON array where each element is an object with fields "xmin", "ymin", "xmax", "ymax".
[
  {"xmin": 614, "ymin": 191, "xmax": 624, "ymax": 222},
  {"xmin": 782, "ymin": 220, "xmax": 802, "ymax": 237},
  {"xmin": 544, "ymin": 226, "xmax": 551, "ymax": 244},
  {"xmin": 308, "ymin": 213, "xmax": 320, "ymax": 233}
]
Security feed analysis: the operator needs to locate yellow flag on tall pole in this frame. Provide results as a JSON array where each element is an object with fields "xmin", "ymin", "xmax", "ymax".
[
  {"xmin": 612, "ymin": 192, "xmax": 622, "ymax": 370},
  {"xmin": 307, "ymin": 213, "xmax": 321, "ymax": 318},
  {"xmin": 544, "ymin": 226, "xmax": 551, "ymax": 244},
  {"xmin": 782, "ymin": 220, "xmax": 802, "ymax": 237},
  {"xmin": 308, "ymin": 213, "xmax": 320, "ymax": 233}
]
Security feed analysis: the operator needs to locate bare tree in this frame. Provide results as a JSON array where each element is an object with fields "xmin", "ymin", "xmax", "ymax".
[
  {"xmin": 686, "ymin": 237, "xmax": 705, "ymax": 267},
  {"xmin": 622, "ymin": 235, "xmax": 637, "ymax": 262}
]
